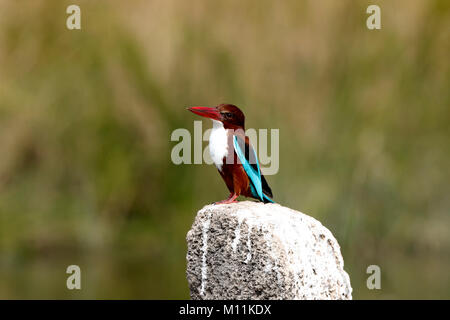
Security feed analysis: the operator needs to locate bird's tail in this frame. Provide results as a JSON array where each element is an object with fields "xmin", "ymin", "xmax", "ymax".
[{"xmin": 262, "ymin": 192, "xmax": 275, "ymax": 203}]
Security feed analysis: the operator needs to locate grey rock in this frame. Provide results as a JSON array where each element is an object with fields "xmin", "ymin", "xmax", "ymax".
[{"xmin": 186, "ymin": 201, "xmax": 352, "ymax": 300}]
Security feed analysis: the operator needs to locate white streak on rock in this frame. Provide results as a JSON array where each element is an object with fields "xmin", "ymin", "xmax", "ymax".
[
  {"xmin": 199, "ymin": 213, "xmax": 212, "ymax": 297},
  {"xmin": 244, "ymin": 224, "xmax": 253, "ymax": 264},
  {"xmin": 231, "ymin": 215, "xmax": 244, "ymax": 253},
  {"xmin": 263, "ymin": 231, "xmax": 282, "ymax": 284}
]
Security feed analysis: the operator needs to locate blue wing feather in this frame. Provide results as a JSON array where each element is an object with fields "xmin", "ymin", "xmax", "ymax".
[{"xmin": 233, "ymin": 135, "xmax": 264, "ymax": 201}]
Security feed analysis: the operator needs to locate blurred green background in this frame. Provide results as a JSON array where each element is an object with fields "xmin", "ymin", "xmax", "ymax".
[{"xmin": 0, "ymin": 0, "xmax": 449, "ymax": 299}]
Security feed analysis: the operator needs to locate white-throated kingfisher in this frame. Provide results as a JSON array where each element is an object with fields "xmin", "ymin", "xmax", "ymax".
[{"xmin": 187, "ymin": 104, "xmax": 274, "ymax": 204}]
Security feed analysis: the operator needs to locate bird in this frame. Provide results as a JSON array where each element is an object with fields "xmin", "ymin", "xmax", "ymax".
[{"xmin": 187, "ymin": 104, "xmax": 274, "ymax": 204}]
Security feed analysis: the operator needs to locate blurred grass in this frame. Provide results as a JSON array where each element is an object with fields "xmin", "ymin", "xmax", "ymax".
[{"xmin": 0, "ymin": 0, "xmax": 449, "ymax": 299}]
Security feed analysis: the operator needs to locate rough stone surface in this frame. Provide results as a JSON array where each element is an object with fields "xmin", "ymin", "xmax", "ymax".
[{"xmin": 186, "ymin": 201, "xmax": 352, "ymax": 300}]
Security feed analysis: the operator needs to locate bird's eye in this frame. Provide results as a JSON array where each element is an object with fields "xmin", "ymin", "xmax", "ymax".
[{"xmin": 222, "ymin": 112, "xmax": 232, "ymax": 119}]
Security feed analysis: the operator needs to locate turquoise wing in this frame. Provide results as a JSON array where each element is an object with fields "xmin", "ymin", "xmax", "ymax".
[{"xmin": 233, "ymin": 135, "xmax": 274, "ymax": 203}]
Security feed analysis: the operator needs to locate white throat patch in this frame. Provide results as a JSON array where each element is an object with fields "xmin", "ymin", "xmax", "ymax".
[{"xmin": 209, "ymin": 120, "xmax": 228, "ymax": 171}]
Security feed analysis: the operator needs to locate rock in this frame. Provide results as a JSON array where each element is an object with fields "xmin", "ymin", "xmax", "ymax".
[{"xmin": 186, "ymin": 201, "xmax": 352, "ymax": 300}]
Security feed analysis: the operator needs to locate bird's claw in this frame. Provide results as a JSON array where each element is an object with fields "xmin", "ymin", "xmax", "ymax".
[{"xmin": 214, "ymin": 199, "xmax": 238, "ymax": 205}]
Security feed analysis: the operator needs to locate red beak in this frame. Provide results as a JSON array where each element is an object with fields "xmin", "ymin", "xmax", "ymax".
[{"xmin": 187, "ymin": 106, "xmax": 221, "ymax": 121}]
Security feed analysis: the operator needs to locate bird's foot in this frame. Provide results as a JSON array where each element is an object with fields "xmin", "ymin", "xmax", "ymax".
[
  {"xmin": 214, "ymin": 199, "xmax": 238, "ymax": 204},
  {"xmin": 214, "ymin": 193, "xmax": 238, "ymax": 204}
]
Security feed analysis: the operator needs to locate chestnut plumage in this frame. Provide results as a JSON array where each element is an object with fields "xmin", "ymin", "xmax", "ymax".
[{"xmin": 188, "ymin": 104, "xmax": 274, "ymax": 204}]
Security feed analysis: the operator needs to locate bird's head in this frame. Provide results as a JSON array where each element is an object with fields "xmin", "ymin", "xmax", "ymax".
[{"xmin": 187, "ymin": 104, "xmax": 245, "ymax": 129}]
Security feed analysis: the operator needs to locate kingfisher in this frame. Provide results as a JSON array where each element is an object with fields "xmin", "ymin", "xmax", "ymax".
[{"xmin": 187, "ymin": 104, "xmax": 274, "ymax": 204}]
